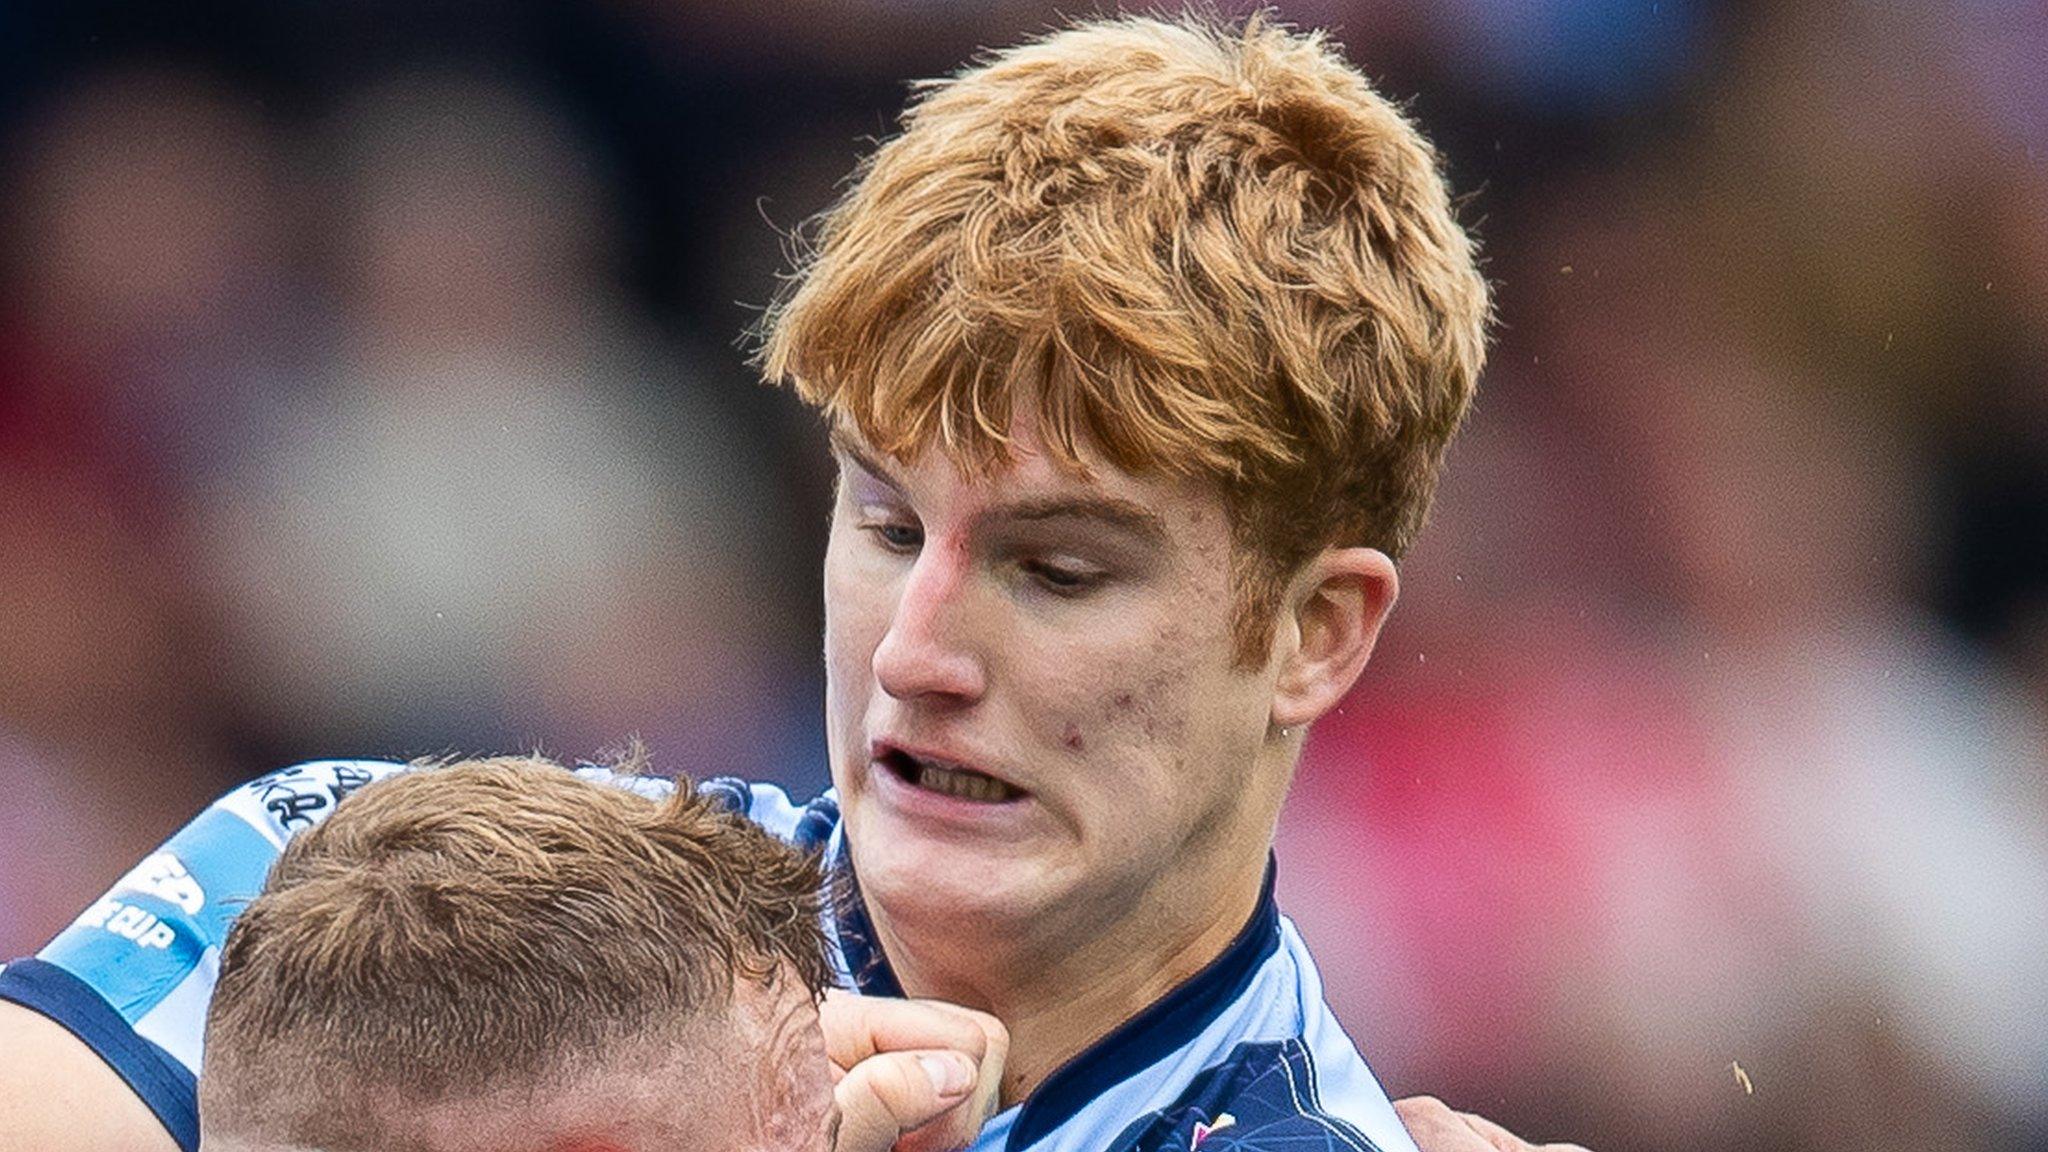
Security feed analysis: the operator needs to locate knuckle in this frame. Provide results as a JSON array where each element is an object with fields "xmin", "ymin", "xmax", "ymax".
[
  {"xmin": 875, "ymin": 1056, "xmax": 927, "ymax": 1107},
  {"xmin": 1395, "ymin": 1095, "xmax": 1452, "ymax": 1118},
  {"xmin": 974, "ymin": 1012, "xmax": 1010, "ymax": 1050},
  {"xmin": 907, "ymin": 999, "xmax": 991, "ymax": 1055}
]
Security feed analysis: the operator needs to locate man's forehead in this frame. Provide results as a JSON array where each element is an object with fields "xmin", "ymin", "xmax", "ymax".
[
  {"xmin": 361, "ymin": 998, "xmax": 823, "ymax": 1152},
  {"xmin": 829, "ymin": 418, "xmax": 1065, "ymax": 478}
]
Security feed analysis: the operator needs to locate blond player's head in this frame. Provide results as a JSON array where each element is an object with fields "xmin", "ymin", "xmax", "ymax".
[
  {"xmin": 198, "ymin": 757, "xmax": 836, "ymax": 1152},
  {"xmin": 764, "ymin": 12, "xmax": 1489, "ymax": 662}
]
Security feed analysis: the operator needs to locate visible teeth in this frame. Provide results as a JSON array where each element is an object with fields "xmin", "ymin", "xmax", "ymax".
[{"xmin": 914, "ymin": 760, "xmax": 1014, "ymax": 803}]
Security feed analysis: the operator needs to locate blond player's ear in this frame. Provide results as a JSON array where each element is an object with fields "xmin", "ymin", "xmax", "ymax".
[{"xmin": 1269, "ymin": 546, "xmax": 1398, "ymax": 731}]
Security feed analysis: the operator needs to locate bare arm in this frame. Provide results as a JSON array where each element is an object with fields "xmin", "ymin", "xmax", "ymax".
[
  {"xmin": 0, "ymin": 761, "xmax": 417, "ymax": 1152},
  {"xmin": 0, "ymin": 1000, "xmax": 176, "ymax": 1152}
]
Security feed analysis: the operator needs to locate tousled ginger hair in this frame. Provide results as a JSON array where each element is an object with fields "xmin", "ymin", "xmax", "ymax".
[
  {"xmin": 199, "ymin": 755, "xmax": 829, "ymax": 1150},
  {"xmin": 760, "ymin": 12, "xmax": 1490, "ymax": 661}
]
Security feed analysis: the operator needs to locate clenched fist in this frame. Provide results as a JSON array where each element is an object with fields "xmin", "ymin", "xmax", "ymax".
[{"xmin": 822, "ymin": 991, "xmax": 1008, "ymax": 1152}]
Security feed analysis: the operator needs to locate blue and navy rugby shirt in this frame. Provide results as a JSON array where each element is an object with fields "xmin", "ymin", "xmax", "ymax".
[{"xmin": 0, "ymin": 760, "xmax": 1419, "ymax": 1152}]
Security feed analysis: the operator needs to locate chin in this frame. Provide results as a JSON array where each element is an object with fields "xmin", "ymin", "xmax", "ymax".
[{"xmin": 850, "ymin": 819, "xmax": 1063, "ymax": 928}]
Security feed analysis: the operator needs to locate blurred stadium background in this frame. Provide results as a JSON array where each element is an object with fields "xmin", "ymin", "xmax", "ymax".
[{"xmin": 1, "ymin": 1, "xmax": 2043, "ymax": 1148}]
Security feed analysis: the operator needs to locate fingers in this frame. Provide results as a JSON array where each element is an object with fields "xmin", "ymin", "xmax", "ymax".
[
  {"xmin": 922, "ymin": 1007, "xmax": 1007, "ymax": 1152},
  {"xmin": 819, "ymin": 992, "xmax": 1011, "ymax": 1152},
  {"xmin": 1397, "ymin": 1096, "xmax": 1497, "ymax": 1151},
  {"xmin": 1393, "ymin": 1096, "xmax": 1594, "ymax": 1152},
  {"xmin": 1456, "ymin": 1109, "xmax": 1591, "ymax": 1152},
  {"xmin": 820, "ymin": 990, "xmax": 995, "ymax": 1068},
  {"xmin": 1458, "ymin": 1109, "xmax": 1538, "ymax": 1152},
  {"xmin": 833, "ymin": 1048, "xmax": 978, "ymax": 1152},
  {"xmin": 967, "ymin": 1006, "xmax": 1008, "ymax": 1107}
]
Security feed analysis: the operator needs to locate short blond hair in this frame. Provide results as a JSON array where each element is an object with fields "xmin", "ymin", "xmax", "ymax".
[
  {"xmin": 200, "ymin": 755, "xmax": 828, "ymax": 1150},
  {"xmin": 761, "ymin": 13, "xmax": 1490, "ymax": 659}
]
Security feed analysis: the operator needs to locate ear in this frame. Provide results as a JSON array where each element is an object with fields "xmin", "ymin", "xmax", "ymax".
[{"xmin": 1269, "ymin": 547, "xmax": 1399, "ymax": 730}]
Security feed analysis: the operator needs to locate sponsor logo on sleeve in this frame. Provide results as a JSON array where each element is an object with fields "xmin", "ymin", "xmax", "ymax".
[
  {"xmin": 243, "ymin": 763, "xmax": 379, "ymax": 833},
  {"xmin": 75, "ymin": 897, "xmax": 178, "ymax": 950},
  {"xmin": 114, "ymin": 853, "xmax": 206, "ymax": 916}
]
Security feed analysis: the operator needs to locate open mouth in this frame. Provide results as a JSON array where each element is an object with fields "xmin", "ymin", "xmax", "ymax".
[{"xmin": 877, "ymin": 748, "xmax": 1024, "ymax": 804}]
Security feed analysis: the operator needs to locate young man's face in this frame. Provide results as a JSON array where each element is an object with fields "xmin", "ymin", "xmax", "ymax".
[{"xmin": 823, "ymin": 410, "xmax": 1291, "ymax": 951}]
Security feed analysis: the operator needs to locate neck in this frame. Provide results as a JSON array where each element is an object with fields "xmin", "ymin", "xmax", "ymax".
[{"xmin": 871, "ymin": 854, "xmax": 1269, "ymax": 1108}]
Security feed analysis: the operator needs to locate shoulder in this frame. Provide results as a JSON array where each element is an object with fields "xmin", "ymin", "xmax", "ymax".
[
  {"xmin": 1109, "ymin": 1040, "xmax": 1397, "ymax": 1152},
  {"xmin": 695, "ymin": 776, "xmax": 841, "ymax": 851},
  {"xmin": 224, "ymin": 759, "xmax": 413, "ymax": 841},
  {"xmin": 229, "ymin": 762, "xmax": 836, "ymax": 848}
]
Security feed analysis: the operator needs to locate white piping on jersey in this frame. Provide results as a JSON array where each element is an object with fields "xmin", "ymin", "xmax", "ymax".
[{"xmin": 134, "ymin": 946, "xmax": 219, "ymax": 1073}]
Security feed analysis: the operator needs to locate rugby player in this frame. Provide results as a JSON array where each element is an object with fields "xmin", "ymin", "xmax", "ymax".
[
  {"xmin": 199, "ymin": 757, "xmax": 1005, "ymax": 1152},
  {"xmin": 1, "ymin": 14, "xmax": 1587, "ymax": 1152}
]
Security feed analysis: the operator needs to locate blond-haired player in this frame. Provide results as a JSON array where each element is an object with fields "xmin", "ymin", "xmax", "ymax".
[{"xmin": 199, "ymin": 757, "xmax": 1006, "ymax": 1152}]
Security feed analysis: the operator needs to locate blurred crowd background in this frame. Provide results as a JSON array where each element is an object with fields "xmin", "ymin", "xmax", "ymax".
[{"xmin": 0, "ymin": 1, "xmax": 2042, "ymax": 1149}]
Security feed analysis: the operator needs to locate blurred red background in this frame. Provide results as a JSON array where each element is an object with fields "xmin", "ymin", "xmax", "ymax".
[{"xmin": 2, "ymin": 2, "xmax": 2043, "ymax": 1148}]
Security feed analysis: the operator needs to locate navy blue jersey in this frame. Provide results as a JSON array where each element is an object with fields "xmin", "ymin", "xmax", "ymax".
[{"xmin": 1, "ymin": 760, "xmax": 1418, "ymax": 1152}]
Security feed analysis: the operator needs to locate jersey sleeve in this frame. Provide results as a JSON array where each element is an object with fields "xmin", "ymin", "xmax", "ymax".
[
  {"xmin": 696, "ymin": 775, "xmax": 842, "ymax": 852},
  {"xmin": 0, "ymin": 761, "xmax": 829, "ymax": 1151},
  {"xmin": 0, "ymin": 759, "xmax": 408, "ymax": 1152}
]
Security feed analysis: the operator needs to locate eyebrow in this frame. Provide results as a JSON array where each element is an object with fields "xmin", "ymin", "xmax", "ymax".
[
  {"xmin": 829, "ymin": 432, "xmax": 1170, "ymax": 546},
  {"xmin": 828, "ymin": 429, "xmax": 904, "ymax": 492},
  {"xmin": 996, "ymin": 494, "xmax": 1169, "ymax": 545}
]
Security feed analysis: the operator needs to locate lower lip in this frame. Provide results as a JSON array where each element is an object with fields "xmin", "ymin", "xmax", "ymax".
[{"xmin": 867, "ymin": 759, "xmax": 1036, "ymax": 833}]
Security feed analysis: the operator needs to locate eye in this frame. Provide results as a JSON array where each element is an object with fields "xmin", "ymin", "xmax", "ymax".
[
  {"xmin": 863, "ymin": 519, "xmax": 924, "ymax": 553},
  {"xmin": 1022, "ymin": 558, "xmax": 1102, "ymax": 594}
]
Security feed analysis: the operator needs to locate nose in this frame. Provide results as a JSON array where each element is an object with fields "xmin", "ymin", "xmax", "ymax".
[{"xmin": 872, "ymin": 540, "xmax": 987, "ymax": 704}]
